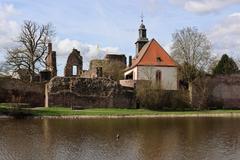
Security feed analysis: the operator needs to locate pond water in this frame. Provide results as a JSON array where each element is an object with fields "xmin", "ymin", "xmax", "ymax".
[{"xmin": 0, "ymin": 117, "xmax": 240, "ymax": 160}]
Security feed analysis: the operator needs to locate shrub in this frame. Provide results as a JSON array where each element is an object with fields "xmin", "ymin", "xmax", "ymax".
[{"xmin": 136, "ymin": 81, "xmax": 190, "ymax": 110}]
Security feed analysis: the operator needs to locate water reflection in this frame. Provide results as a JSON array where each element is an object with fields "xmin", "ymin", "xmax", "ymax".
[{"xmin": 0, "ymin": 117, "xmax": 240, "ymax": 160}]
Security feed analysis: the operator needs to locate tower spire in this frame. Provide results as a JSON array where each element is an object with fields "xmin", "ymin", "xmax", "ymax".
[{"xmin": 135, "ymin": 13, "xmax": 149, "ymax": 54}]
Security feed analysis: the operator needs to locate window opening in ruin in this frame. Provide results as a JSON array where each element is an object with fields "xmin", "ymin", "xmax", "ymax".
[{"xmin": 72, "ymin": 65, "xmax": 78, "ymax": 76}]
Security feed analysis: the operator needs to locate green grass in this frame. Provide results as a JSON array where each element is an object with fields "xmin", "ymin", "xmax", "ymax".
[
  {"xmin": 32, "ymin": 107, "xmax": 161, "ymax": 116},
  {"xmin": 1, "ymin": 103, "xmax": 240, "ymax": 117},
  {"xmin": 32, "ymin": 107, "xmax": 240, "ymax": 116}
]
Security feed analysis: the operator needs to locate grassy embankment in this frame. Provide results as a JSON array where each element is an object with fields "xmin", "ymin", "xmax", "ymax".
[{"xmin": 1, "ymin": 103, "xmax": 240, "ymax": 117}]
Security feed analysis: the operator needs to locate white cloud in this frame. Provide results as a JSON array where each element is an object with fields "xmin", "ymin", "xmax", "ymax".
[
  {"xmin": 230, "ymin": 12, "xmax": 240, "ymax": 17},
  {"xmin": 208, "ymin": 12, "xmax": 240, "ymax": 57},
  {"xmin": 0, "ymin": 3, "xmax": 19, "ymax": 53},
  {"xmin": 0, "ymin": 3, "xmax": 17, "ymax": 19},
  {"xmin": 170, "ymin": 0, "xmax": 240, "ymax": 14},
  {"xmin": 0, "ymin": 3, "xmax": 123, "ymax": 75},
  {"xmin": 53, "ymin": 38, "xmax": 122, "ymax": 75}
]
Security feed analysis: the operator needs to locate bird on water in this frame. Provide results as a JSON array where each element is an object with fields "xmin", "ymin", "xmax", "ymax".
[{"xmin": 116, "ymin": 134, "xmax": 120, "ymax": 140}]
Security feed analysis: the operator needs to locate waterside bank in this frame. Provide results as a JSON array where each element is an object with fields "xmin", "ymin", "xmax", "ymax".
[{"xmin": 1, "ymin": 105, "xmax": 240, "ymax": 118}]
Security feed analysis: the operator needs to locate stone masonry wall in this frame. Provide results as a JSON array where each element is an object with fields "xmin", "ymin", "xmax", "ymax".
[
  {"xmin": 48, "ymin": 77, "xmax": 135, "ymax": 108},
  {"xmin": 105, "ymin": 54, "xmax": 126, "ymax": 66}
]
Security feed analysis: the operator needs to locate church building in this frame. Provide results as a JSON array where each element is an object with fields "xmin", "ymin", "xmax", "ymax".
[{"xmin": 124, "ymin": 19, "xmax": 178, "ymax": 90}]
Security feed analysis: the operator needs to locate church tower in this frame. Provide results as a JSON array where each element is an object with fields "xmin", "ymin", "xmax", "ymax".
[{"xmin": 135, "ymin": 15, "xmax": 149, "ymax": 55}]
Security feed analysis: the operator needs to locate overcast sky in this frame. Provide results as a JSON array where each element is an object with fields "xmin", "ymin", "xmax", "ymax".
[{"xmin": 1, "ymin": 0, "xmax": 240, "ymax": 75}]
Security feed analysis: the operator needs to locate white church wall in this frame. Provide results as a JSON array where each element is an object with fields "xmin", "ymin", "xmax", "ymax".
[{"xmin": 137, "ymin": 66, "xmax": 178, "ymax": 90}]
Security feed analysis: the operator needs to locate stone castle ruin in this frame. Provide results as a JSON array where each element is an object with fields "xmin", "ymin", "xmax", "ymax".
[
  {"xmin": 48, "ymin": 77, "xmax": 134, "ymax": 108},
  {"xmin": 41, "ymin": 43, "xmax": 133, "ymax": 108},
  {"xmin": 87, "ymin": 54, "xmax": 126, "ymax": 78},
  {"xmin": 0, "ymin": 42, "xmax": 134, "ymax": 108}
]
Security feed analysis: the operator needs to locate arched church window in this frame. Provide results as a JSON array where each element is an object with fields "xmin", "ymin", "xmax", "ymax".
[{"xmin": 156, "ymin": 70, "xmax": 161, "ymax": 82}]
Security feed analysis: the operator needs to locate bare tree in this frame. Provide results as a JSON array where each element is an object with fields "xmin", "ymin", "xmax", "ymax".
[
  {"xmin": 6, "ymin": 20, "xmax": 55, "ymax": 82},
  {"xmin": 171, "ymin": 27, "xmax": 214, "ymax": 83},
  {"xmin": 233, "ymin": 56, "xmax": 240, "ymax": 71}
]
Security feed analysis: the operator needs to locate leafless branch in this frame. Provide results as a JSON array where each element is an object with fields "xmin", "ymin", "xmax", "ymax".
[
  {"xmin": 5, "ymin": 20, "xmax": 55, "ymax": 82},
  {"xmin": 171, "ymin": 27, "xmax": 214, "ymax": 83}
]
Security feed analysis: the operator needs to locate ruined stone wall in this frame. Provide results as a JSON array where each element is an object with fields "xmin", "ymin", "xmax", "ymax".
[
  {"xmin": 48, "ymin": 77, "xmax": 135, "ymax": 108},
  {"xmin": 46, "ymin": 43, "xmax": 57, "ymax": 77},
  {"xmin": 105, "ymin": 54, "xmax": 126, "ymax": 66},
  {"xmin": 64, "ymin": 49, "xmax": 83, "ymax": 77},
  {"xmin": 0, "ymin": 77, "xmax": 45, "ymax": 106},
  {"xmin": 89, "ymin": 59, "xmax": 106, "ymax": 71},
  {"xmin": 90, "ymin": 55, "xmax": 127, "ymax": 70},
  {"xmin": 192, "ymin": 74, "xmax": 240, "ymax": 109},
  {"xmin": 89, "ymin": 58, "xmax": 126, "ymax": 80}
]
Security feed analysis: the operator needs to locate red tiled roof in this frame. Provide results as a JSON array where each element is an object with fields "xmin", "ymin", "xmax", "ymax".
[{"xmin": 126, "ymin": 39, "xmax": 177, "ymax": 71}]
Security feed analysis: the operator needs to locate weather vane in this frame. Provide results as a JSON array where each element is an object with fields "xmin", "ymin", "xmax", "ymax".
[{"xmin": 141, "ymin": 12, "xmax": 144, "ymax": 23}]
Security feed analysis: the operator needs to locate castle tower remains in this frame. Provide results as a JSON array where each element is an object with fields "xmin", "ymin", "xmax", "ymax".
[{"xmin": 46, "ymin": 43, "xmax": 57, "ymax": 77}]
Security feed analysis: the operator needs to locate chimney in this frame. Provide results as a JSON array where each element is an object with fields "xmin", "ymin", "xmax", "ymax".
[
  {"xmin": 48, "ymin": 43, "xmax": 52, "ymax": 55},
  {"xmin": 128, "ymin": 56, "xmax": 132, "ymax": 67}
]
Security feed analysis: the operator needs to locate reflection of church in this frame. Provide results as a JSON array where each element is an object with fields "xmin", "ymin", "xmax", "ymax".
[{"xmin": 124, "ymin": 19, "xmax": 178, "ymax": 90}]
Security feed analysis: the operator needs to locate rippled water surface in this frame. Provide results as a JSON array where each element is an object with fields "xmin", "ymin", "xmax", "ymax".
[{"xmin": 1, "ymin": 117, "xmax": 240, "ymax": 160}]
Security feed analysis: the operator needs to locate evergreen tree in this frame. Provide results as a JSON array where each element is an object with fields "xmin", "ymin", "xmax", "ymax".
[{"xmin": 213, "ymin": 54, "xmax": 238, "ymax": 75}]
